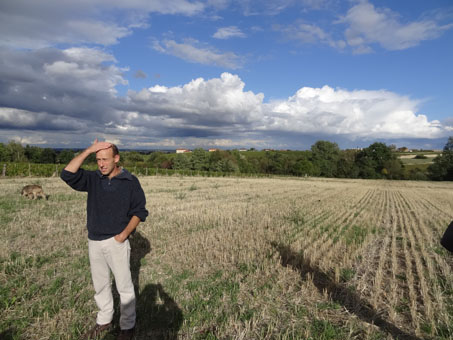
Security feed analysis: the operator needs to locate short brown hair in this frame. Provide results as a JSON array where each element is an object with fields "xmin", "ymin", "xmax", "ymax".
[{"xmin": 111, "ymin": 144, "xmax": 119, "ymax": 156}]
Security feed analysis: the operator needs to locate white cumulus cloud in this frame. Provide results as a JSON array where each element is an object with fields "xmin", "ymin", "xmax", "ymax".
[
  {"xmin": 125, "ymin": 73, "xmax": 448, "ymax": 145},
  {"xmin": 128, "ymin": 72, "xmax": 264, "ymax": 126},
  {"xmin": 265, "ymin": 85, "xmax": 444, "ymax": 139}
]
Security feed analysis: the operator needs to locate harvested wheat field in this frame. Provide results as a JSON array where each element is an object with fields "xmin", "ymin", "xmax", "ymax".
[{"xmin": 0, "ymin": 175, "xmax": 452, "ymax": 340}]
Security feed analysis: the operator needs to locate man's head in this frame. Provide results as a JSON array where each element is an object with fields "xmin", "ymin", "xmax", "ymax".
[
  {"xmin": 96, "ymin": 144, "xmax": 120, "ymax": 178},
  {"xmin": 111, "ymin": 144, "xmax": 119, "ymax": 157}
]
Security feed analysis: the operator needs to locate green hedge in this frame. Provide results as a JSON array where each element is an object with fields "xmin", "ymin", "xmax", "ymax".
[
  {"xmin": 0, "ymin": 163, "xmax": 98, "ymax": 177},
  {"xmin": 0, "ymin": 163, "xmax": 273, "ymax": 178}
]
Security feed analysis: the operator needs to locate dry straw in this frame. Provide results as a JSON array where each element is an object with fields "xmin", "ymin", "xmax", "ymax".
[{"xmin": 0, "ymin": 175, "xmax": 452, "ymax": 339}]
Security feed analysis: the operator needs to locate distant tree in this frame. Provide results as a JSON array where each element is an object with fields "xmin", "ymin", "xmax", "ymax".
[
  {"xmin": 25, "ymin": 145, "xmax": 42, "ymax": 163},
  {"xmin": 148, "ymin": 152, "xmax": 162, "ymax": 167},
  {"xmin": 407, "ymin": 167, "xmax": 428, "ymax": 181},
  {"xmin": 292, "ymin": 158, "xmax": 316, "ymax": 176},
  {"xmin": 209, "ymin": 150, "xmax": 223, "ymax": 169},
  {"xmin": 213, "ymin": 158, "xmax": 239, "ymax": 172},
  {"xmin": 57, "ymin": 150, "xmax": 75, "ymax": 164},
  {"xmin": 207, "ymin": 150, "xmax": 239, "ymax": 172},
  {"xmin": 84, "ymin": 152, "xmax": 97, "ymax": 164},
  {"xmin": 124, "ymin": 151, "xmax": 144, "ymax": 165},
  {"xmin": 382, "ymin": 159, "xmax": 403, "ymax": 179},
  {"xmin": 172, "ymin": 153, "xmax": 191, "ymax": 170},
  {"xmin": 40, "ymin": 148, "xmax": 57, "ymax": 163},
  {"xmin": 259, "ymin": 152, "xmax": 274, "ymax": 174},
  {"xmin": 243, "ymin": 157, "xmax": 260, "ymax": 174},
  {"xmin": 336, "ymin": 149, "xmax": 359, "ymax": 178},
  {"xmin": 0, "ymin": 143, "xmax": 7, "ymax": 162},
  {"xmin": 233, "ymin": 151, "xmax": 254, "ymax": 173},
  {"xmin": 160, "ymin": 159, "xmax": 172, "ymax": 169},
  {"xmin": 5, "ymin": 141, "xmax": 26, "ymax": 162},
  {"xmin": 356, "ymin": 142, "xmax": 401, "ymax": 179},
  {"xmin": 148, "ymin": 152, "xmax": 171, "ymax": 168},
  {"xmin": 310, "ymin": 140, "xmax": 340, "ymax": 177},
  {"xmin": 266, "ymin": 152, "xmax": 288, "ymax": 174},
  {"xmin": 220, "ymin": 151, "xmax": 239, "ymax": 172},
  {"xmin": 428, "ymin": 136, "xmax": 453, "ymax": 180},
  {"xmin": 191, "ymin": 148, "xmax": 209, "ymax": 171}
]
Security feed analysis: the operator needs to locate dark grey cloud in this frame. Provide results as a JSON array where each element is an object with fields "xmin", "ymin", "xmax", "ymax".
[
  {"xmin": 0, "ymin": 108, "xmax": 90, "ymax": 131},
  {"xmin": 0, "ymin": 47, "xmax": 125, "ymax": 126},
  {"xmin": 0, "ymin": 0, "xmax": 206, "ymax": 49},
  {"xmin": 0, "ymin": 47, "xmax": 449, "ymax": 150}
]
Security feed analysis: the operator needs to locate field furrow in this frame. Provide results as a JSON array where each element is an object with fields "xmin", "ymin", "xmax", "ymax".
[
  {"xmin": 1, "ymin": 176, "xmax": 452, "ymax": 340},
  {"xmin": 395, "ymin": 191, "xmax": 430, "ymax": 334}
]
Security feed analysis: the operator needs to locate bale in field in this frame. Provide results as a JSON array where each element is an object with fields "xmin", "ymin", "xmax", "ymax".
[{"xmin": 21, "ymin": 184, "xmax": 48, "ymax": 200}]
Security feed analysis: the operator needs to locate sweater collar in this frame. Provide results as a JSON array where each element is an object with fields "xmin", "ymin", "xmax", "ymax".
[{"xmin": 96, "ymin": 167, "xmax": 133, "ymax": 180}]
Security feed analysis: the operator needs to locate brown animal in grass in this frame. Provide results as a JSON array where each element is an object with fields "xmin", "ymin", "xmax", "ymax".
[{"xmin": 21, "ymin": 185, "xmax": 48, "ymax": 200}]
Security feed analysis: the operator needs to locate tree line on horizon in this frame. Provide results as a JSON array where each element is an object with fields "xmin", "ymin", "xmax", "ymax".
[{"xmin": 0, "ymin": 138, "xmax": 452, "ymax": 181}]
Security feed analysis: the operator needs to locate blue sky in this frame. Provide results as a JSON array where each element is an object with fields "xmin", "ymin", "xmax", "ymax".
[{"xmin": 1, "ymin": 0, "xmax": 452, "ymax": 150}]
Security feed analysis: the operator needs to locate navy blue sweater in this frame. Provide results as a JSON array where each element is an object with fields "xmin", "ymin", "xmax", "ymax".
[{"xmin": 61, "ymin": 168, "xmax": 148, "ymax": 240}]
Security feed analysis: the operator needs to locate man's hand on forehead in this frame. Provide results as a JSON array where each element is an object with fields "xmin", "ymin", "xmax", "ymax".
[{"xmin": 91, "ymin": 138, "xmax": 112, "ymax": 153}]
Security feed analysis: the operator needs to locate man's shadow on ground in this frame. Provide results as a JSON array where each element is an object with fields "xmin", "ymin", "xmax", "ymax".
[
  {"xmin": 0, "ymin": 328, "xmax": 16, "ymax": 340},
  {"xmin": 272, "ymin": 242, "xmax": 424, "ymax": 340},
  {"xmin": 110, "ymin": 232, "xmax": 183, "ymax": 340}
]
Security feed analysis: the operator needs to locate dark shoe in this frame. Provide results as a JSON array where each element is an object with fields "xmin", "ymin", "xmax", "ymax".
[
  {"xmin": 80, "ymin": 322, "xmax": 112, "ymax": 339},
  {"xmin": 116, "ymin": 327, "xmax": 135, "ymax": 340}
]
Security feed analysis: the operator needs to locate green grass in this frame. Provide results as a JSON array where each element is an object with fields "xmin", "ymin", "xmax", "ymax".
[
  {"xmin": 0, "ymin": 197, "xmax": 23, "ymax": 224},
  {"xmin": 400, "ymin": 158, "xmax": 433, "ymax": 165},
  {"xmin": 0, "ymin": 249, "xmax": 92, "ymax": 337},
  {"xmin": 309, "ymin": 319, "xmax": 348, "ymax": 340},
  {"xmin": 343, "ymin": 224, "xmax": 369, "ymax": 246}
]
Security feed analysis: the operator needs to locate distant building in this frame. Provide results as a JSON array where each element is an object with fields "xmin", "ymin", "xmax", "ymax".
[
  {"xmin": 208, "ymin": 148, "xmax": 219, "ymax": 152},
  {"xmin": 176, "ymin": 148, "xmax": 191, "ymax": 153},
  {"xmin": 239, "ymin": 149, "xmax": 247, "ymax": 152}
]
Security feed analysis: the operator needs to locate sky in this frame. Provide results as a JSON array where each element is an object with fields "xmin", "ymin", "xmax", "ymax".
[{"xmin": 1, "ymin": 0, "xmax": 453, "ymax": 150}]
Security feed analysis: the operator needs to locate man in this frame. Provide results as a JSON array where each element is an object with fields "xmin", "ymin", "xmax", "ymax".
[{"xmin": 61, "ymin": 139, "xmax": 148, "ymax": 340}]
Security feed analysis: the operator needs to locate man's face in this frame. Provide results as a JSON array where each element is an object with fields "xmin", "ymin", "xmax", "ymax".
[{"xmin": 96, "ymin": 147, "xmax": 119, "ymax": 178}]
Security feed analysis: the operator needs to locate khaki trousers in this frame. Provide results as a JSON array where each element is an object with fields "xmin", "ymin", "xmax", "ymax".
[{"xmin": 88, "ymin": 237, "xmax": 135, "ymax": 330}]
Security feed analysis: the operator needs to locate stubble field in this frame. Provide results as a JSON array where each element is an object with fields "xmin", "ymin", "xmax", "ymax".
[{"xmin": 0, "ymin": 175, "xmax": 452, "ymax": 340}]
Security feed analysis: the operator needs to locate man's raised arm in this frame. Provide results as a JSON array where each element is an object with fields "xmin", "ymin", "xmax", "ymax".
[{"xmin": 64, "ymin": 139, "xmax": 112, "ymax": 173}]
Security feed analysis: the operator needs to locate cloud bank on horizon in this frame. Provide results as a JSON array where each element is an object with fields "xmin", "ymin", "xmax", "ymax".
[{"xmin": 0, "ymin": 0, "xmax": 452, "ymax": 150}]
